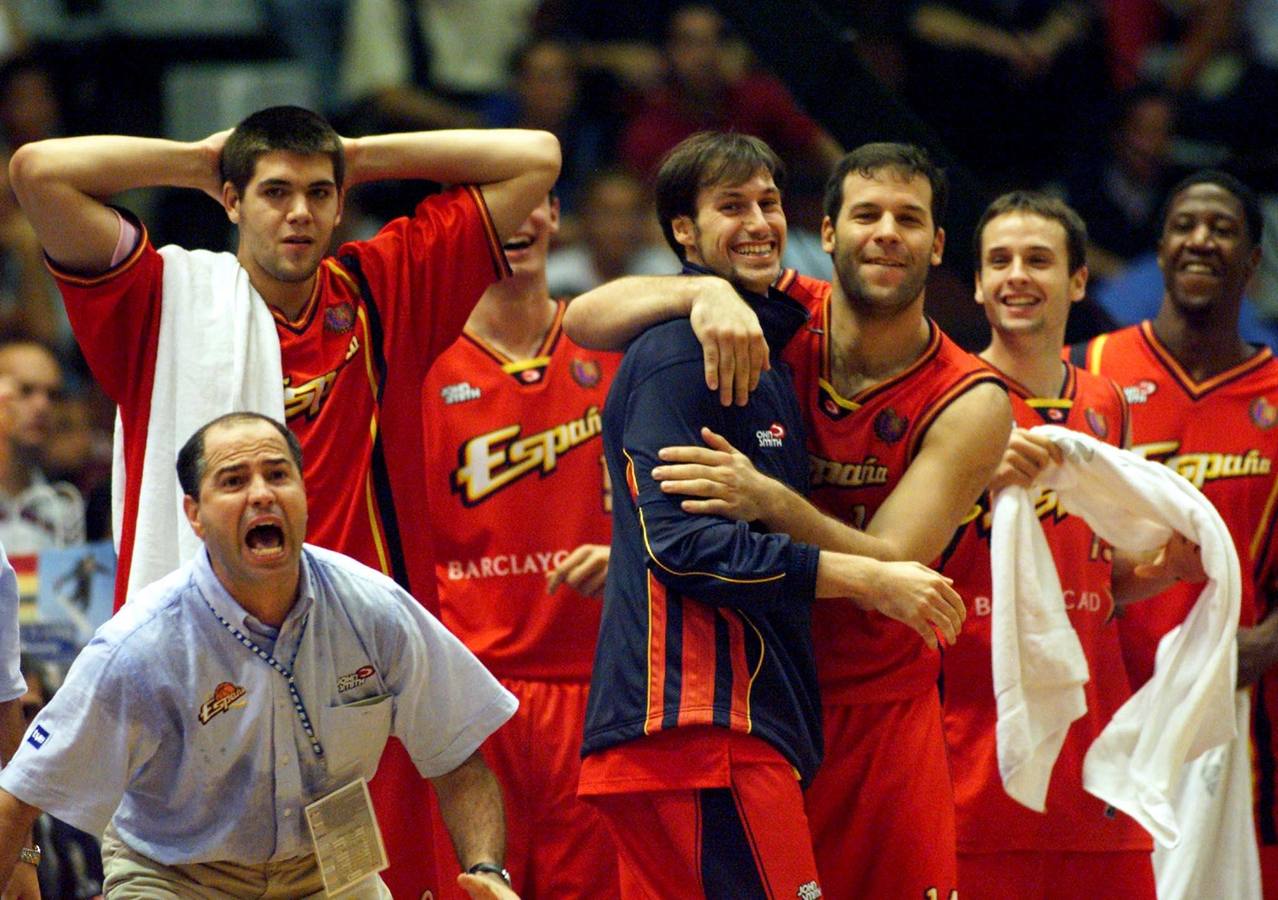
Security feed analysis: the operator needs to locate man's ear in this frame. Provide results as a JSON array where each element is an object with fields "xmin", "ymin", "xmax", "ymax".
[
  {"xmin": 930, "ymin": 227, "xmax": 946, "ymax": 267},
  {"xmin": 183, "ymin": 494, "xmax": 205, "ymax": 540},
  {"xmin": 222, "ymin": 182, "xmax": 240, "ymax": 224},
  {"xmin": 671, "ymin": 215, "xmax": 697, "ymax": 254},
  {"xmin": 820, "ymin": 215, "xmax": 835, "ymax": 253}
]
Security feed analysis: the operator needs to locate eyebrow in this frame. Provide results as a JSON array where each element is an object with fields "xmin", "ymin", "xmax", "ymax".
[
  {"xmin": 848, "ymin": 201, "xmax": 927, "ymax": 214},
  {"xmin": 258, "ymin": 178, "xmax": 336, "ymax": 190},
  {"xmin": 210, "ymin": 456, "xmax": 293, "ymax": 477}
]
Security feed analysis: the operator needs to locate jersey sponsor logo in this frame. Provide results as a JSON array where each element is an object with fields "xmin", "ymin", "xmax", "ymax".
[
  {"xmin": 324, "ymin": 302, "xmax": 356, "ymax": 334},
  {"xmin": 1122, "ymin": 379, "xmax": 1158, "ymax": 404},
  {"xmin": 337, "ymin": 665, "xmax": 376, "ymax": 693},
  {"xmin": 797, "ymin": 882, "xmax": 822, "ymax": 899},
  {"xmin": 1251, "ymin": 396, "xmax": 1278, "ymax": 429},
  {"xmin": 809, "ymin": 454, "xmax": 889, "ymax": 489},
  {"xmin": 441, "ymin": 381, "xmax": 482, "ymax": 405},
  {"xmin": 283, "ymin": 336, "xmax": 360, "ymax": 420},
  {"xmin": 198, "ymin": 681, "xmax": 247, "ymax": 725},
  {"xmin": 453, "ymin": 405, "xmax": 603, "ymax": 505},
  {"xmin": 873, "ymin": 407, "xmax": 908, "ymax": 443},
  {"xmin": 26, "ymin": 724, "xmax": 48, "ymax": 749},
  {"xmin": 571, "ymin": 358, "xmax": 602, "ymax": 388},
  {"xmin": 756, "ymin": 422, "xmax": 786, "ymax": 448},
  {"xmin": 1084, "ymin": 407, "xmax": 1109, "ymax": 439},
  {"xmin": 446, "ymin": 548, "xmax": 571, "ymax": 581},
  {"xmin": 971, "ymin": 587, "xmax": 1110, "ymax": 618},
  {"xmin": 1133, "ymin": 441, "xmax": 1273, "ymax": 488}
]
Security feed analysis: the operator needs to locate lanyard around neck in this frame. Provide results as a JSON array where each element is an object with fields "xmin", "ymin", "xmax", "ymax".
[{"xmin": 202, "ymin": 596, "xmax": 325, "ymax": 758}]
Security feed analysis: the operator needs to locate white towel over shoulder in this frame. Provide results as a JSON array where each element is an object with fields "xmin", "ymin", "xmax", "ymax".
[
  {"xmin": 113, "ymin": 247, "xmax": 285, "ymax": 600},
  {"xmin": 990, "ymin": 425, "xmax": 1239, "ymax": 846}
]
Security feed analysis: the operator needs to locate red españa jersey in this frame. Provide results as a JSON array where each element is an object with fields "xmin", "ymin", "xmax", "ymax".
[
  {"xmin": 1080, "ymin": 320, "xmax": 1278, "ymax": 845},
  {"xmin": 940, "ymin": 360, "xmax": 1150, "ymax": 853},
  {"xmin": 56, "ymin": 187, "xmax": 506, "ymax": 608},
  {"xmin": 422, "ymin": 301, "xmax": 619, "ymax": 681},
  {"xmin": 781, "ymin": 273, "xmax": 1003, "ymax": 703}
]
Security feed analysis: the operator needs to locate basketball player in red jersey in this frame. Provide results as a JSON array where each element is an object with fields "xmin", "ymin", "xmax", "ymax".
[
  {"xmin": 567, "ymin": 142, "xmax": 1013, "ymax": 900},
  {"xmin": 422, "ymin": 192, "xmax": 619, "ymax": 898},
  {"xmin": 941, "ymin": 191, "xmax": 1198, "ymax": 899},
  {"xmin": 1076, "ymin": 170, "xmax": 1278, "ymax": 897}
]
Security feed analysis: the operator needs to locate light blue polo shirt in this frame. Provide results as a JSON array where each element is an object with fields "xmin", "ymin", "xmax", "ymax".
[{"xmin": 0, "ymin": 544, "xmax": 516, "ymax": 865}]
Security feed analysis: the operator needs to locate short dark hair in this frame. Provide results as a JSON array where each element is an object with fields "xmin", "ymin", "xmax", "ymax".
[
  {"xmin": 1158, "ymin": 169, "xmax": 1263, "ymax": 245},
  {"xmin": 220, "ymin": 106, "xmax": 344, "ymax": 196},
  {"xmin": 823, "ymin": 142, "xmax": 948, "ymax": 228},
  {"xmin": 974, "ymin": 191, "xmax": 1089, "ymax": 274},
  {"xmin": 177, "ymin": 412, "xmax": 303, "ymax": 499},
  {"xmin": 654, "ymin": 131, "xmax": 786, "ymax": 259}
]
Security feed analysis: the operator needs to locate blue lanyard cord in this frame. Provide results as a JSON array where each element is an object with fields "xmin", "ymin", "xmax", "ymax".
[{"xmin": 202, "ymin": 598, "xmax": 325, "ymax": 758}]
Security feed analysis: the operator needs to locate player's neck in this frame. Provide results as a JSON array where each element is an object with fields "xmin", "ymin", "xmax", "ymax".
[
  {"xmin": 827, "ymin": 291, "xmax": 930, "ymax": 393},
  {"xmin": 980, "ymin": 336, "xmax": 1065, "ymax": 398},
  {"xmin": 467, "ymin": 282, "xmax": 556, "ymax": 361},
  {"xmin": 1151, "ymin": 302, "xmax": 1255, "ymax": 381},
  {"xmin": 254, "ymin": 272, "xmax": 318, "ymax": 323}
]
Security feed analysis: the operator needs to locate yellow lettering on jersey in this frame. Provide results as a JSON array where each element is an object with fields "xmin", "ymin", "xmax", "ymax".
[
  {"xmin": 1133, "ymin": 441, "xmax": 1273, "ymax": 489},
  {"xmin": 283, "ymin": 371, "xmax": 339, "ymax": 420},
  {"xmin": 809, "ymin": 454, "xmax": 890, "ymax": 489},
  {"xmin": 453, "ymin": 406, "xmax": 604, "ymax": 505}
]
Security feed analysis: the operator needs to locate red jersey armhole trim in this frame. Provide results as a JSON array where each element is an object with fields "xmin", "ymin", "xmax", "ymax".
[
  {"xmin": 463, "ymin": 184, "xmax": 513, "ymax": 280},
  {"xmin": 905, "ymin": 372, "xmax": 1006, "ymax": 462},
  {"xmin": 47, "ymin": 222, "xmax": 149, "ymax": 286}
]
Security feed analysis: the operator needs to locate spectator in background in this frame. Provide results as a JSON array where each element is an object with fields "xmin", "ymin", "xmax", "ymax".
[
  {"xmin": 0, "ymin": 57, "xmax": 60, "ymax": 153},
  {"xmin": 546, "ymin": 168, "xmax": 661, "ymax": 296},
  {"xmin": 20, "ymin": 656, "xmax": 104, "ymax": 900},
  {"xmin": 483, "ymin": 39, "xmax": 614, "ymax": 215},
  {"xmin": 339, "ymin": 0, "xmax": 539, "ymax": 131},
  {"xmin": 0, "ymin": 340, "xmax": 83, "ymax": 556},
  {"xmin": 907, "ymin": 0, "xmax": 1107, "ymax": 187},
  {"xmin": 0, "ymin": 57, "xmax": 72, "ymax": 364},
  {"xmin": 1061, "ymin": 86, "xmax": 1177, "ymax": 281},
  {"xmin": 618, "ymin": 4, "xmax": 842, "ymax": 186}
]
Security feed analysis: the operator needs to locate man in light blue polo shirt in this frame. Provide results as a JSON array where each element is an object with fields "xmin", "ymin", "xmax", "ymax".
[{"xmin": 0, "ymin": 411, "xmax": 520, "ymax": 899}]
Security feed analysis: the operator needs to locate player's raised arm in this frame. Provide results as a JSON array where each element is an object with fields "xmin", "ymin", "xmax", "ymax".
[
  {"xmin": 562, "ymin": 275, "xmax": 769, "ymax": 406},
  {"xmin": 341, "ymin": 129, "xmax": 560, "ymax": 241},
  {"xmin": 9, "ymin": 131, "xmax": 227, "ymax": 275}
]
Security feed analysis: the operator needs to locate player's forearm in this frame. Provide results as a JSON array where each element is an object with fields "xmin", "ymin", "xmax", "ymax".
[
  {"xmin": 1238, "ymin": 607, "xmax": 1278, "ymax": 688},
  {"xmin": 0, "ymin": 788, "xmax": 40, "ymax": 889},
  {"xmin": 0, "ymin": 700, "xmax": 23, "ymax": 765},
  {"xmin": 432, "ymin": 752, "xmax": 507, "ymax": 873},
  {"xmin": 562, "ymin": 276, "xmax": 700, "ymax": 350},
  {"xmin": 342, "ymin": 129, "xmax": 558, "ymax": 190},
  {"xmin": 11, "ymin": 135, "xmax": 217, "ymax": 203},
  {"xmin": 759, "ymin": 484, "xmax": 900, "ymax": 561}
]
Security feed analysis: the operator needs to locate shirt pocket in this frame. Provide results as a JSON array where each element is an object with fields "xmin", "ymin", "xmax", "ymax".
[{"xmin": 321, "ymin": 694, "xmax": 392, "ymax": 783}]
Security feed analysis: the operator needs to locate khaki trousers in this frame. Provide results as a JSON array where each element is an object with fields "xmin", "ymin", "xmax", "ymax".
[{"xmin": 101, "ymin": 822, "xmax": 391, "ymax": 899}]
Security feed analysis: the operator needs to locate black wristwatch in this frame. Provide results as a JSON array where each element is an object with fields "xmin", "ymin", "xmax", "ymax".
[{"xmin": 466, "ymin": 861, "xmax": 511, "ymax": 886}]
